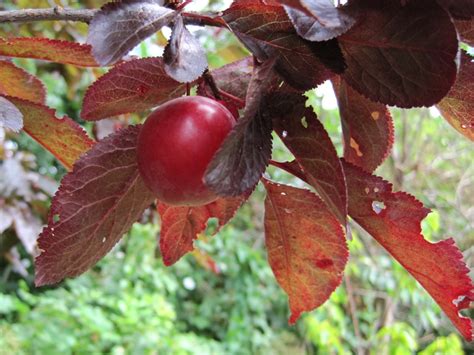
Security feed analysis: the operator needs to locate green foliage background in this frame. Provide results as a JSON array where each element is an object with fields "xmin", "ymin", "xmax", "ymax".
[{"xmin": 0, "ymin": 0, "xmax": 473, "ymax": 354}]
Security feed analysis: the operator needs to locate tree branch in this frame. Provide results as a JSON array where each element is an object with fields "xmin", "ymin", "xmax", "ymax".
[
  {"xmin": 0, "ymin": 7, "xmax": 225, "ymax": 27},
  {"xmin": 0, "ymin": 7, "xmax": 97, "ymax": 24}
]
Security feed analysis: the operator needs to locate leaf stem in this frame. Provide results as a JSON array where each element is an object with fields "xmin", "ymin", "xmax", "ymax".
[
  {"xmin": 219, "ymin": 90, "xmax": 245, "ymax": 107},
  {"xmin": 203, "ymin": 69, "xmax": 223, "ymax": 100}
]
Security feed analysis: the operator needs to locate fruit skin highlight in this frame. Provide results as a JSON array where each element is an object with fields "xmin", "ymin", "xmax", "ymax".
[{"xmin": 137, "ymin": 96, "xmax": 236, "ymax": 206}]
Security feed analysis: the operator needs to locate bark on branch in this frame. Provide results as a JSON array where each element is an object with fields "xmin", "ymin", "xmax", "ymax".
[
  {"xmin": 0, "ymin": 7, "xmax": 97, "ymax": 24},
  {"xmin": 0, "ymin": 7, "xmax": 224, "ymax": 27}
]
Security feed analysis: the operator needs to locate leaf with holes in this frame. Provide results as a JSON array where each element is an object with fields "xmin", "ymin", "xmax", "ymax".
[
  {"xmin": 204, "ymin": 58, "xmax": 276, "ymax": 196},
  {"xmin": 164, "ymin": 15, "xmax": 208, "ymax": 83},
  {"xmin": 0, "ymin": 61, "xmax": 45, "ymax": 104},
  {"xmin": 280, "ymin": 0, "xmax": 356, "ymax": 41},
  {"xmin": 223, "ymin": 1, "xmax": 345, "ymax": 90},
  {"xmin": 87, "ymin": 0, "xmax": 176, "ymax": 66},
  {"xmin": 270, "ymin": 92, "xmax": 347, "ymax": 224},
  {"xmin": 82, "ymin": 58, "xmax": 186, "ymax": 120},
  {"xmin": 0, "ymin": 96, "xmax": 23, "ymax": 132},
  {"xmin": 0, "ymin": 37, "xmax": 97, "ymax": 66},
  {"xmin": 35, "ymin": 125, "xmax": 155, "ymax": 286},
  {"xmin": 343, "ymin": 161, "xmax": 473, "ymax": 341},
  {"xmin": 332, "ymin": 77, "xmax": 394, "ymax": 172},
  {"xmin": 437, "ymin": 51, "xmax": 474, "ymax": 141},
  {"xmin": 339, "ymin": 0, "xmax": 458, "ymax": 108},
  {"xmin": 263, "ymin": 180, "xmax": 348, "ymax": 323},
  {"xmin": 158, "ymin": 195, "xmax": 247, "ymax": 266},
  {"xmin": 5, "ymin": 97, "xmax": 93, "ymax": 169}
]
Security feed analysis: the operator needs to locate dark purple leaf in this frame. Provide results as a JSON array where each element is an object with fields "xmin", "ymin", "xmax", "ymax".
[
  {"xmin": 164, "ymin": 15, "xmax": 208, "ymax": 83},
  {"xmin": 436, "ymin": 0, "xmax": 474, "ymax": 19},
  {"xmin": 339, "ymin": 0, "xmax": 458, "ymax": 108},
  {"xmin": 204, "ymin": 58, "xmax": 276, "ymax": 196},
  {"xmin": 0, "ymin": 96, "xmax": 23, "ymax": 132},
  {"xmin": 81, "ymin": 58, "xmax": 186, "ymax": 120},
  {"xmin": 87, "ymin": 0, "xmax": 177, "ymax": 66},
  {"xmin": 35, "ymin": 125, "xmax": 155, "ymax": 286},
  {"xmin": 280, "ymin": 0, "xmax": 356, "ymax": 41},
  {"xmin": 223, "ymin": 1, "xmax": 345, "ymax": 91}
]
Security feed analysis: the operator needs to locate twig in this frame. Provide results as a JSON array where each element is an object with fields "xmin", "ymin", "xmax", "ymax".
[
  {"xmin": 0, "ymin": 7, "xmax": 97, "ymax": 24},
  {"xmin": 0, "ymin": 7, "xmax": 224, "ymax": 27}
]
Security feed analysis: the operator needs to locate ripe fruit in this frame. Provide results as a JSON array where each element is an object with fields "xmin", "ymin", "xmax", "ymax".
[{"xmin": 137, "ymin": 96, "xmax": 236, "ymax": 206}]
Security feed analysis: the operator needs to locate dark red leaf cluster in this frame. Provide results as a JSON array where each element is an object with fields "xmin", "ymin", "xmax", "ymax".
[{"xmin": 2, "ymin": 0, "xmax": 471, "ymax": 340}]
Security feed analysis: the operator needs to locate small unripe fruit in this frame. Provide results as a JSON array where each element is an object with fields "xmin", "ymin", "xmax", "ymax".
[{"xmin": 137, "ymin": 96, "xmax": 235, "ymax": 206}]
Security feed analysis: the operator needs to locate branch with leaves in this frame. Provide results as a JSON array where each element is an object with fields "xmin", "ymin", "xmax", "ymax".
[{"xmin": 0, "ymin": 0, "xmax": 473, "ymax": 342}]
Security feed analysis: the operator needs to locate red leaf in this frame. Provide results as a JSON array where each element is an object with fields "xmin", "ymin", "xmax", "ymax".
[
  {"xmin": 158, "ymin": 196, "xmax": 246, "ymax": 266},
  {"xmin": 6, "ymin": 97, "xmax": 94, "ymax": 170},
  {"xmin": 270, "ymin": 92, "xmax": 347, "ymax": 224},
  {"xmin": 223, "ymin": 1, "xmax": 344, "ymax": 90},
  {"xmin": 0, "ymin": 61, "xmax": 45, "ymax": 104},
  {"xmin": 263, "ymin": 180, "xmax": 348, "ymax": 323},
  {"xmin": 343, "ymin": 161, "xmax": 473, "ymax": 341},
  {"xmin": 332, "ymin": 76, "xmax": 394, "ymax": 172},
  {"xmin": 437, "ymin": 51, "xmax": 474, "ymax": 141},
  {"xmin": 339, "ymin": 0, "xmax": 458, "ymax": 108},
  {"xmin": 455, "ymin": 20, "xmax": 474, "ymax": 46},
  {"xmin": 81, "ymin": 57, "xmax": 186, "ymax": 120},
  {"xmin": 35, "ymin": 126, "xmax": 155, "ymax": 286},
  {"xmin": 0, "ymin": 37, "xmax": 97, "ymax": 67}
]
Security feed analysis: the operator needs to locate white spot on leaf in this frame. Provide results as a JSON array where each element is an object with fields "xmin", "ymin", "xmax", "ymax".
[{"xmin": 372, "ymin": 201, "xmax": 386, "ymax": 214}]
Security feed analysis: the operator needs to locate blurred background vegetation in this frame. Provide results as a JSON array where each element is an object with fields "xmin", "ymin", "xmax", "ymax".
[{"xmin": 1, "ymin": 0, "xmax": 473, "ymax": 354}]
